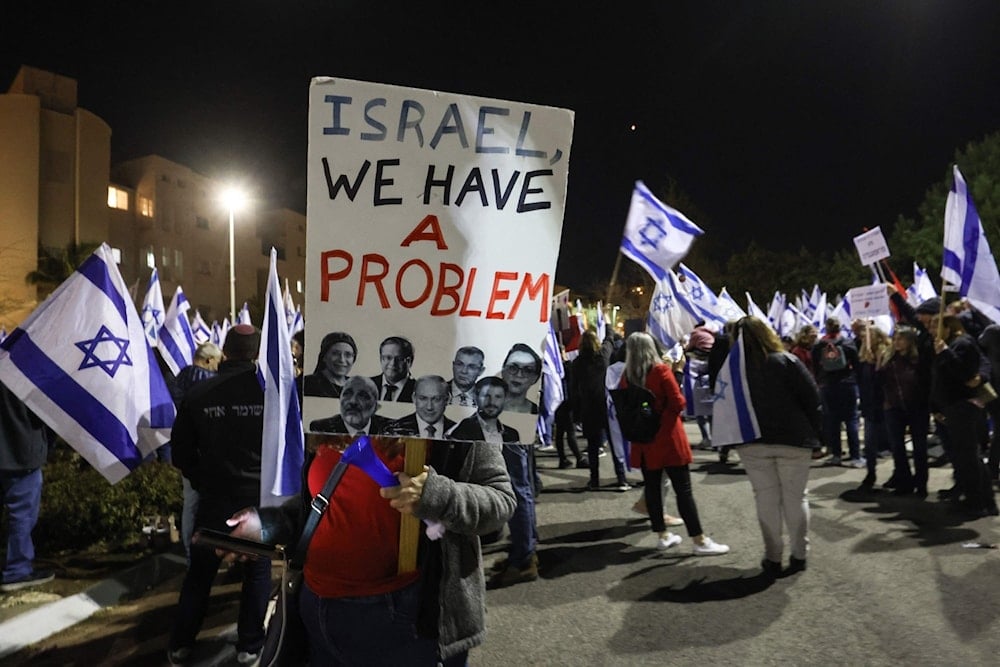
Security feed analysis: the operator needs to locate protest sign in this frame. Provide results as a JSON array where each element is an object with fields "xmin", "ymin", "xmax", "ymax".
[
  {"xmin": 302, "ymin": 77, "xmax": 574, "ymax": 440},
  {"xmin": 847, "ymin": 284, "xmax": 889, "ymax": 319},
  {"xmin": 853, "ymin": 227, "xmax": 890, "ymax": 266}
]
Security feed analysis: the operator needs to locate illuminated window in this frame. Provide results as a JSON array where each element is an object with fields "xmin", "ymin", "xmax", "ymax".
[
  {"xmin": 296, "ymin": 279, "xmax": 303, "ymax": 293},
  {"xmin": 107, "ymin": 186, "xmax": 129, "ymax": 210},
  {"xmin": 161, "ymin": 247, "xmax": 170, "ymax": 267},
  {"xmin": 138, "ymin": 196, "xmax": 154, "ymax": 217},
  {"xmin": 145, "ymin": 246, "xmax": 155, "ymax": 269},
  {"xmin": 174, "ymin": 250, "xmax": 183, "ymax": 277}
]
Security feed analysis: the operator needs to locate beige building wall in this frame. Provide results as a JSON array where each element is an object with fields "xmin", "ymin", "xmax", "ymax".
[{"xmin": 1, "ymin": 66, "xmax": 306, "ymax": 331}]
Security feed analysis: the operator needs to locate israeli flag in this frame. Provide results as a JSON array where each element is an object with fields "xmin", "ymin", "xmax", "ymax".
[
  {"xmin": 678, "ymin": 263, "xmax": 727, "ymax": 330},
  {"xmin": 711, "ymin": 331, "xmax": 760, "ymax": 446},
  {"xmin": 237, "ymin": 302, "xmax": 252, "ymax": 326},
  {"xmin": 646, "ymin": 270, "xmax": 699, "ymax": 358},
  {"xmin": 258, "ymin": 248, "xmax": 304, "ymax": 506},
  {"xmin": 289, "ymin": 306, "xmax": 304, "ymax": 337},
  {"xmin": 604, "ymin": 361, "xmax": 631, "ymax": 470},
  {"xmin": 158, "ymin": 286, "xmax": 196, "ymax": 377},
  {"xmin": 140, "ymin": 268, "xmax": 165, "ymax": 348},
  {"xmin": 907, "ymin": 262, "xmax": 937, "ymax": 306},
  {"xmin": 810, "ymin": 292, "xmax": 828, "ymax": 328},
  {"xmin": 942, "ymin": 165, "xmax": 1000, "ymax": 324},
  {"xmin": 210, "ymin": 320, "xmax": 223, "ymax": 346},
  {"xmin": 190, "ymin": 310, "xmax": 212, "ymax": 344},
  {"xmin": 538, "ymin": 321, "xmax": 565, "ymax": 444},
  {"xmin": 621, "ymin": 180, "xmax": 704, "ymax": 282},
  {"xmin": 746, "ymin": 292, "xmax": 768, "ymax": 321},
  {"xmin": 766, "ymin": 292, "xmax": 786, "ymax": 333},
  {"xmin": 217, "ymin": 318, "xmax": 232, "ymax": 346},
  {"xmin": 717, "ymin": 288, "xmax": 747, "ymax": 322},
  {"xmin": 595, "ymin": 300, "xmax": 607, "ymax": 337},
  {"xmin": 0, "ymin": 244, "xmax": 175, "ymax": 483}
]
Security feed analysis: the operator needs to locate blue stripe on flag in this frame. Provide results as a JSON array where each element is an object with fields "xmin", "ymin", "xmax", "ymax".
[
  {"xmin": 622, "ymin": 238, "xmax": 668, "ymax": 281},
  {"xmin": 10, "ymin": 333, "xmax": 143, "ymax": 469},
  {"xmin": 727, "ymin": 340, "xmax": 756, "ymax": 441},
  {"xmin": 146, "ymin": 344, "xmax": 175, "ymax": 428},
  {"xmin": 960, "ymin": 196, "xmax": 980, "ymax": 296},
  {"xmin": 79, "ymin": 254, "xmax": 128, "ymax": 323}
]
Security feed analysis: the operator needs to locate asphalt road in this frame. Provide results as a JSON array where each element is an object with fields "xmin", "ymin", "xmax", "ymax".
[{"xmin": 6, "ymin": 423, "xmax": 1000, "ymax": 666}]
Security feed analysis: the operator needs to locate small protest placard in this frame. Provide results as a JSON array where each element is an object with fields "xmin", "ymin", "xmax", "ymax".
[
  {"xmin": 848, "ymin": 284, "xmax": 889, "ymax": 319},
  {"xmin": 853, "ymin": 227, "xmax": 890, "ymax": 266}
]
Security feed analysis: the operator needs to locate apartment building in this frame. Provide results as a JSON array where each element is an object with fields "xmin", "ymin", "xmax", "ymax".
[{"xmin": 0, "ymin": 65, "xmax": 305, "ymax": 329}]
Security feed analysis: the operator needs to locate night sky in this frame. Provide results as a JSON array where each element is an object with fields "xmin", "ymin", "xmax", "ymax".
[{"xmin": 5, "ymin": 1, "xmax": 1000, "ymax": 290}]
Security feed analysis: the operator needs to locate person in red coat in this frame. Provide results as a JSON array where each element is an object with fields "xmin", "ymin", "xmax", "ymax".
[{"xmin": 623, "ymin": 332, "xmax": 730, "ymax": 555}]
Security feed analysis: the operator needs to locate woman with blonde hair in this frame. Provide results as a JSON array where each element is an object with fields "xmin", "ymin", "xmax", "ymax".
[
  {"xmin": 729, "ymin": 316, "xmax": 821, "ymax": 577},
  {"xmin": 621, "ymin": 332, "xmax": 728, "ymax": 554},
  {"xmin": 876, "ymin": 326, "xmax": 930, "ymax": 496}
]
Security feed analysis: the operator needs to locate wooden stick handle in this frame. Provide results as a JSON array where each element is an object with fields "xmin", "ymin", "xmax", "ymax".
[{"xmin": 398, "ymin": 438, "xmax": 427, "ymax": 574}]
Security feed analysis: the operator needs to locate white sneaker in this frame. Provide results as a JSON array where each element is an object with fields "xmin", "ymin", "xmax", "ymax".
[
  {"xmin": 692, "ymin": 536, "xmax": 730, "ymax": 556},
  {"xmin": 236, "ymin": 651, "xmax": 260, "ymax": 666},
  {"xmin": 848, "ymin": 458, "xmax": 867, "ymax": 468},
  {"xmin": 656, "ymin": 532, "xmax": 683, "ymax": 551}
]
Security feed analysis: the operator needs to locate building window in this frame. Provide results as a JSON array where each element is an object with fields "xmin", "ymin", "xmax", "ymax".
[
  {"xmin": 138, "ymin": 195, "xmax": 154, "ymax": 218},
  {"xmin": 196, "ymin": 216, "xmax": 209, "ymax": 230},
  {"xmin": 145, "ymin": 246, "xmax": 156, "ymax": 269},
  {"xmin": 174, "ymin": 250, "xmax": 183, "ymax": 277},
  {"xmin": 296, "ymin": 279, "xmax": 303, "ymax": 294},
  {"xmin": 108, "ymin": 186, "xmax": 129, "ymax": 210},
  {"xmin": 161, "ymin": 246, "xmax": 170, "ymax": 267}
]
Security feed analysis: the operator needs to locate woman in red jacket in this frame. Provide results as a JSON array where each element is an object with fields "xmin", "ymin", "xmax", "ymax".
[{"xmin": 624, "ymin": 332, "xmax": 730, "ymax": 555}]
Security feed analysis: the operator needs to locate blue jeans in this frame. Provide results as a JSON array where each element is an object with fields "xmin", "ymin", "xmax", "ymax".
[
  {"xmin": 299, "ymin": 581, "xmax": 468, "ymax": 666},
  {"xmin": 821, "ymin": 383, "xmax": 860, "ymax": 460},
  {"xmin": 169, "ymin": 543, "xmax": 271, "ymax": 653},
  {"xmin": 501, "ymin": 443, "xmax": 537, "ymax": 568},
  {"xmin": 1, "ymin": 467, "xmax": 42, "ymax": 582}
]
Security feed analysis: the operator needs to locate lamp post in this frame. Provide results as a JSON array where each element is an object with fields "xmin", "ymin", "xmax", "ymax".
[{"xmin": 221, "ymin": 187, "xmax": 246, "ymax": 322}]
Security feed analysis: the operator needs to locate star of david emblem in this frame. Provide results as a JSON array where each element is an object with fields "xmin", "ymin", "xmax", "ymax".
[
  {"xmin": 711, "ymin": 379, "xmax": 729, "ymax": 403},
  {"xmin": 76, "ymin": 325, "xmax": 133, "ymax": 378},
  {"xmin": 689, "ymin": 284, "xmax": 704, "ymax": 300},
  {"xmin": 653, "ymin": 293, "xmax": 674, "ymax": 312},
  {"xmin": 638, "ymin": 215, "xmax": 668, "ymax": 249},
  {"xmin": 723, "ymin": 306, "xmax": 739, "ymax": 318}
]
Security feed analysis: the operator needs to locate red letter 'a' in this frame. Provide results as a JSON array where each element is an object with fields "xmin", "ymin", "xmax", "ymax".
[{"xmin": 400, "ymin": 215, "xmax": 449, "ymax": 249}]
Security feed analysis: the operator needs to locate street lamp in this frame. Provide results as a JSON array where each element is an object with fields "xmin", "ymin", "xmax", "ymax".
[{"xmin": 221, "ymin": 187, "xmax": 247, "ymax": 322}]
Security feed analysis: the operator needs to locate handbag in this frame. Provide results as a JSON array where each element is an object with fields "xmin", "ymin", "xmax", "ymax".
[
  {"xmin": 974, "ymin": 380, "xmax": 998, "ymax": 407},
  {"xmin": 260, "ymin": 453, "xmax": 352, "ymax": 667}
]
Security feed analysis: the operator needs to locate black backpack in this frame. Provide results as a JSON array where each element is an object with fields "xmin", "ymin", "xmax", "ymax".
[{"xmin": 610, "ymin": 382, "xmax": 662, "ymax": 442}]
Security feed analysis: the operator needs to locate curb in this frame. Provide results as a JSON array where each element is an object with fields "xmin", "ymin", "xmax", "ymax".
[{"xmin": 0, "ymin": 552, "xmax": 188, "ymax": 660}]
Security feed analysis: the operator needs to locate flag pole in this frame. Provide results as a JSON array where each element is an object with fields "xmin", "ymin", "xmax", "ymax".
[
  {"xmin": 398, "ymin": 437, "xmax": 427, "ymax": 574},
  {"xmin": 606, "ymin": 251, "xmax": 623, "ymax": 305}
]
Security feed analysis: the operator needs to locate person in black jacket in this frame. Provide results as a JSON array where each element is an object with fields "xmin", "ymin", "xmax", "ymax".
[
  {"xmin": 930, "ymin": 315, "xmax": 998, "ymax": 519},
  {"xmin": 0, "ymin": 381, "xmax": 55, "ymax": 592},
  {"xmin": 811, "ymin": 317, "xmax": 862, "ymax": 467},
  {"xmin": 167, "ymin": 324, "xmax": 271, "ymax": 665},
  {"xmin": 731, "ymin": 317, "xmax": 822, "ymax": 578},
  {"xmin": 572, "ymin": 330, "xmax": 628, "ymax": 491}
]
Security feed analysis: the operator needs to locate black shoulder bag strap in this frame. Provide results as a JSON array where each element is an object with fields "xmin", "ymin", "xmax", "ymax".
[{"xmin": 289, "ymin": 456, "xmax": 350, "ymax": 569}]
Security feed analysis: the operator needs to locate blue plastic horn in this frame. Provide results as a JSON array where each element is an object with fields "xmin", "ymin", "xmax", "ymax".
[{"xmin": 340, "ymin": 435, "xmax": 399, "ymax": 488}]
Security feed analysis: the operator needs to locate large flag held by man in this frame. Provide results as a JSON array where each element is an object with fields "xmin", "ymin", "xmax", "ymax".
[
  {"xmin": 257, "ymin": 248, "xmax": 305, "ymax": 506},
  {"xmin": 620, "ymin": 180, "xmax": 704, "ymax": 281},
  {"xmin": 0, "ymin": 244, "xmax": 175, "ymax": 483},
  {"xmin": 942, "ymin": 165, "xmax": 1000, "ymax": 324}
]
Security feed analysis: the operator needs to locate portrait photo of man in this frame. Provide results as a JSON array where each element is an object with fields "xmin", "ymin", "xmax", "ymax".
[
  {"xmin": 370, "ymin": 336, "xmax": 416, "ymax": 403},
  {"xmin": 447, "ymin": 346, "xmax": 485, "ymax": 407},
  {"xmin": 309, "ymin": 376, "xmax": 390, "ymax": 436},
  {"xmin": 381, "ymin": 375, "xmax": 456, "ymax": 439},
  {"xmin": 447, "ymin": 377, "xmax": 521, "ymax": 443}
]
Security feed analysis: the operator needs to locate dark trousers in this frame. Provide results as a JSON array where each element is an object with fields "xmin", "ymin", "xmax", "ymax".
[
  {"xmin": 169, "ymin": 543, "xmax": 271, "ymax": 653},
  {"xmin": 943, "ymin": 401, "xmax": 996, "ymax": 512},
  {"xmin": 863, "ymin": 412, "xmax": 889, "ymax": 478},
  {"xmin": 640, "ymin": 464, "xmax": 703, "ymax": 536},
  {"xmin": 884, "ymin": 406, "xmax": 930, "ymax": 492},
  {"xmin": 1, "ymin": 468, "xmax": 42, "ymax": 582},
  {"xmin": 584, "ymin": 412, "xmax": 625, "ymax": 486},
  {"xmin": 299, "ymin": 581, "xmax": 468, "ymax": 667},
  {"xmin": 553, "ymin": 402, "xmax": 582, "ymax": 463},
  {"xmin": 986, "ymin": 398, "xmax": 1000, "ymax": 479},
  {"xmin": 821, "ymin": 383, "xmax": 861, "ymax": 459}
]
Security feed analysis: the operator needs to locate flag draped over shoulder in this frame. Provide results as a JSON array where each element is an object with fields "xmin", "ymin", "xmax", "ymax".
[
  {"xmin": 711, "ymin": 331, "xmax": 760, "ymax": 446},
  {"xmin": 140, "ymin": 268, "xmax": 165, "ymax": 348},
  {"xmin": 158, "ymin": 286, "xmax": 196, "ymax": 376},
  {"xmin": 257, "ymin": 248, "xmax": 305, "ymax": 506},
  {"xmin": 620, "ymin": 181, "xmax": 704, "ymax": 281},
  {"xmin": 538, "ymin": 321, "xmax": 565, "ymax": 444},
  {"xmin": 0, "ymin": 244, "xmax": 175, "ymax": 483},
  {"xmin": 942, "ymin": 165, "xmax": 1000, "ymax": 324}
]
